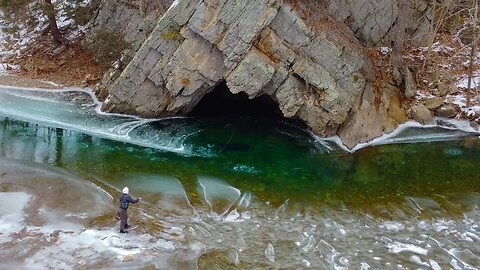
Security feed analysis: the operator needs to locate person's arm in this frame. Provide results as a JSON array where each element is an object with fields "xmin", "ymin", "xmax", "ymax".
[{"xmin": 127, "ymin": 195, "xmax": 140, "ymax": 204}]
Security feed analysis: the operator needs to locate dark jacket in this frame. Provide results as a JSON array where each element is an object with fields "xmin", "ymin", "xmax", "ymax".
[{"xmin": 119, "ymin": 193, "xmax": 139, "ymax": 209}]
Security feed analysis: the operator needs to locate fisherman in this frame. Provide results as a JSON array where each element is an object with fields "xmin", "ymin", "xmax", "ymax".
[{"xmin": 118, "ymin": 187, "xmax": 140, "ymax": 233}]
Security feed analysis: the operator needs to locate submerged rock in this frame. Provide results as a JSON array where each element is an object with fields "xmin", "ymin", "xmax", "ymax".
[{"xmin": 118, "ymin": 255, "xmax": 134, "ymax": 262}]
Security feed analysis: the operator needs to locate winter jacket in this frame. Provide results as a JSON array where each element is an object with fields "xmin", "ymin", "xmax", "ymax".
[{"xmin": 119, "ymin": 194, "xmax": 139, "ymax": 209}]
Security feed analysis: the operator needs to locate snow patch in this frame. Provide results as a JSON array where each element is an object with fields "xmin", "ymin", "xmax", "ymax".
[
  {"xmin": 457, "ymin": 74, "xmax": 480, "ymax": 89},
  {"xmin": 431, "ymin": 42, "xmax": 455, "ymax": 53},
  {"xmin": 448, "ymin": 93, "xmax": 480, "ymax": 118},
  {"xmin": 23, "ymin": 228, "xmax": 172, "ymax": 269},
  {"xmin": 0, "ymin": 63, "xmax": 19, "ymax": 74},
  {"xmin": 379, "ymin": 47, "xmax": 391, "ymax": 56},
  {"xmin": 0, "ymin": 192, "xmax": 32, "ymax": 235},
  {"xmin": 0, "ymin": 0, "xmax": 92, "ymax": 60}
]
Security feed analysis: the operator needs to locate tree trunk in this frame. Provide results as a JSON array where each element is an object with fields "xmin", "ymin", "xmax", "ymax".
[
  {"xmin": 466, "ymin": 39, "xmax": 476, "ymax": 107},
  {"xmin": 466, "ymin": 0, "xmax": 478, "ymax": 108},
  {"xmin": 392, "ymin": 0, "xmax": 409, "ymax": 69},
  {"xmin": 44, "ymin": 0, "xmax": 63, "ymax": 46},
  {"xmin": 422, "ymin": 0, "xmax": 452, "ymax": 71},
  {"xmin": 392, "ymin": 0, "xmax": 410, "ymax": 86}
]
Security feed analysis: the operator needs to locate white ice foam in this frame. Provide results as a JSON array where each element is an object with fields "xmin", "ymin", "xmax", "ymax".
[
  {"xmin": 224, "ymin": 209, "xmax": 241, "ymax": 222},
  {"xmin": 0, "ymin": 192, "xmax": 32, "ymax": 234},
  {"xmin": 387, "ymin": 241, "xmax": 429, "ymax": 256},
  {"xmin": 314, "ymin": 118, "xmax": 480, "ymax": 153},
  {"xmin": 0, "ymin": 86, "xmax": 198, "ymax": 155},
  {"xmin": 381, "ymin": 221, "xmax": 405, "ymax": 232}
]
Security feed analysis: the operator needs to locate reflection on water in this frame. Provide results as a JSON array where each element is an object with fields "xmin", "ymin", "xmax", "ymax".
[{"xmin": 1, "ymin": 87, "xmax": 480, "ymax": 268}]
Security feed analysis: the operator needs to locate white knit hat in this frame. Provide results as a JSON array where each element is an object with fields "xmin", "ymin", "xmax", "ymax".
[{"xmin": 122, "ymin": 187, "xmax": 129, "ymax": 194}]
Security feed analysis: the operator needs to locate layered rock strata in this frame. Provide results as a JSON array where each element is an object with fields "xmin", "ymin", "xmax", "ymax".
[
  {"xmin": 321, "ymin": 0, "xmax": 431, "ymax": 46},
  {"xmin": 101, "ymin": 0, "xmax": 410, "ymax": 148}
]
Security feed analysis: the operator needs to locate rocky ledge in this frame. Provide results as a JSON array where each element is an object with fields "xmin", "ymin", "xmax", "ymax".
[{"xmin": 100, "ymin": 0, "xmax": 423, "ymax": 148}]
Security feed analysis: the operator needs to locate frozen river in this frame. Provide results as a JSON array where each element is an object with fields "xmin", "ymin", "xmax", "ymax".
[{"xmin": 0, "ymin": 86, "xmax": 480, "ymax": 269}]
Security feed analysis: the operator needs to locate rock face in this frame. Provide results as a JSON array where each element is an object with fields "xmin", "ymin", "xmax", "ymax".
[
  {"xmin": 89, "ymin": 0, "xmax": 174, "ymax": 54},
  {"xmin": 321, "ymin": 0, "xmax": 431, "ymax": 46},
  {"xmin": 88, "ymin": 0, "xmax": 174, "ymax": 95},
  {"xmin": 101, "ymin": 0, "xmax": 418, "ymax": 148}
]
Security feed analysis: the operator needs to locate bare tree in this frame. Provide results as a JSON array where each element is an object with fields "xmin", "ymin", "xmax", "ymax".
[
  {"xmin": 466, "ymin": 0, "xmax": 479, "ymax": 107},
  {"xmin": 0, "ymin": 0, "xmax": 65, "ymax": 46},
  {"xmin": 43, "ymin": 0, "xmax": 63, "ymax": 46},
  {"xmin": 422, "ymin": 0, "xmax": 454, "ymax": 71},
  {"xmin": 392, "ymin": 0, "xmax": 410, "ymax": 80}
]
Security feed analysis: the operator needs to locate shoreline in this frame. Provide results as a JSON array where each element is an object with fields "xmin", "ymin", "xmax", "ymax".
[
  {"xmin": 1, "ymin": 83, "xmax": 479, "ymax": 155},
  {"xmin": 0, "ymin": 74, "xmax": 63, "ymax": 89}
]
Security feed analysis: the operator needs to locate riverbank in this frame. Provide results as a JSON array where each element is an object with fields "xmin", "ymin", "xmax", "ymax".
[{"xmin": 0, "ymin": 74, "xmax": 61, "ymax": 89}]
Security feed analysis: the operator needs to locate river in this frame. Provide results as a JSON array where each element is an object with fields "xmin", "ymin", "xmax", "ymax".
[{"xmin": 0, "ymin": 86, "xmax": 480, "ymax": 269}]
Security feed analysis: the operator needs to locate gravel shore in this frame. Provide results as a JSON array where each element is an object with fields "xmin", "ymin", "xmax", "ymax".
[{"xmin": 0, "ymin": 74, "xmax": 62, "ymax": 89}]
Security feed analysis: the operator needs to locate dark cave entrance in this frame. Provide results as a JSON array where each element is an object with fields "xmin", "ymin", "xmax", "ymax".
[{"xmin": 188, "ymin": 81, "xmax": 284, "ymax": 119}]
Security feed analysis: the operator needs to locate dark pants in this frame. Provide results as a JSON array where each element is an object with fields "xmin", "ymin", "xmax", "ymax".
[{"xmin": 119, "ymin": 208, "xmax": 129, "ymax": 232}]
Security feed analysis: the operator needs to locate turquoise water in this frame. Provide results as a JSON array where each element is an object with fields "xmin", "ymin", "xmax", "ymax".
[
  {"xmin": 1, "ymin": 87, "xmax": 480, "ymax": 269},
  {"xmin": 1, "ymin": 115, "xmax": 479, "ymax": 212}
]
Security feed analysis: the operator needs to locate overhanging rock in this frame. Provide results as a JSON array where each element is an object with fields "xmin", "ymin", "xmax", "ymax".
[{"xmin": 101, "ymin": 0, "xmax": 385, "ymax": 148}]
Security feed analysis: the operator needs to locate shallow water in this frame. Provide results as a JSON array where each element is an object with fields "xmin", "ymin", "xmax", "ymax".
[{"xmin": 1, "ymin": 87, "xmax": 480, "ymax": 269}]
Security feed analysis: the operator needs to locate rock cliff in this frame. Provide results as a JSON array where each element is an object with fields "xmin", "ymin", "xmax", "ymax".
[
  {"xmin": 89, "ymin": 0, "xmax": 174, "ymax": 54},
  {"xmin": 321, "ymin": 0, "xmax": 431, "ymax": 46},
  {"xmin": 100, "ymin": 0, "xmax": 427, "ymax": 148}
]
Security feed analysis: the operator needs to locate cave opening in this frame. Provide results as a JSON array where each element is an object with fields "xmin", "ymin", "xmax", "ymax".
[{"xmin": 188, "ymin": 81, "xmax": 284, "ymax": 119}]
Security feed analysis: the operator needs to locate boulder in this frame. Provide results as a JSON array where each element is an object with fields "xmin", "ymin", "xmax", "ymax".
[
  {"xmin": 383, "ymin": 117, "xmax": 398, "ymax": 134},
  {"xmin": 470, "ymin": 121, "xmax": 480, "ymax": 132},
  {"xmin": 435, "ymin": 104, "xmax": 458, "ymax": 118},
  {"xmin": 435, "ymin": 81, "xmax": 450, "ymax": 96},
  {"xmin": 338, "ymin": 82, "xmax": 408, "ymax": 148},
  {"xmin": 433, "ymin": 74, "xmax": 458, "ymax": 96},
  {"xmin": 387, "ymin": 89, "xmax": 408, "ymax": 123},
  {"xmin": 409, "ymin": 103, "xmax": 434, "ymax": 125},
  {"xmin": 422, "ymin": 96, "xmax": 444, "ymax": 110},
  {"xmin": 404, "ymin": 67, "xmax": 417, "ymax": 99}
]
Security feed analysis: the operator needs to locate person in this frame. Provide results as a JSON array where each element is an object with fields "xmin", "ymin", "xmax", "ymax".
[{"xmin": 118, "ymin": 187, "xmax": 140, "ymax": 233}]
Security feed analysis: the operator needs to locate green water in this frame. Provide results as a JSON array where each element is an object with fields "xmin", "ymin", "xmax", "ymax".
[{"xmin": 2, "ymin": 116, "xmax": 479, "ymax": 215}]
